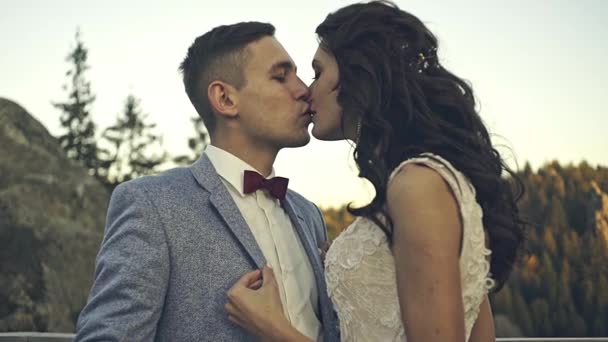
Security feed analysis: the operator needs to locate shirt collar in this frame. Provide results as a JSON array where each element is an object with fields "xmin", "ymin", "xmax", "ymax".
[{"xmin": 204, "ymin": 144, "xmax": 275, "ymax": 197}]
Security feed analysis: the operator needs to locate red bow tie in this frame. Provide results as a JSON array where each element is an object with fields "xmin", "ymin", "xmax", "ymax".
[{"xmin": 243, "ymin": 170, "xmax": 289, "ymax": 200}]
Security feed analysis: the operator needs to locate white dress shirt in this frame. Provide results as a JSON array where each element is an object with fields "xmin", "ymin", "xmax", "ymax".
[{"xmin": 205, "ymin": 145, "xmax": 321, "ymax": 341}]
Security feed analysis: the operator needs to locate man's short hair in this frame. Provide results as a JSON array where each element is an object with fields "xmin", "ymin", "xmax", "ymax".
[{"xmin": 179, "ymin": 22, "xmax": 275, "ymax": 133}]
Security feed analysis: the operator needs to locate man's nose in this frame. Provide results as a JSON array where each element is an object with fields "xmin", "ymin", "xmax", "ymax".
[{"xmin": 294, "ymin": 76, "xmax": 311, "ymax": 102}]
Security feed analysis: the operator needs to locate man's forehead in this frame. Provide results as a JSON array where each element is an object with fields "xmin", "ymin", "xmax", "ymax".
[{"xmin": 246, "ymin": 36, "xmax": 295, "ymax": 70}]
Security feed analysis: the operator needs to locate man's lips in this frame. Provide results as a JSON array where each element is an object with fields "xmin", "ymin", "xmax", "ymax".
[{"xmin": 301, "ymin": 106, "xmax": 313, "ymax": 116}]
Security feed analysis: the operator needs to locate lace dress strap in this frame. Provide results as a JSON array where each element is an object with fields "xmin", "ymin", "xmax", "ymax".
[{"xmin": 389, "ymin": 152, "xmax": 467, "ymax": 200}]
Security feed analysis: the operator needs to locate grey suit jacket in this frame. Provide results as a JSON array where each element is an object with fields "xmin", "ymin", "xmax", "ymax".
[{"xmin": 75, "ymin": 154, "xmax": 339, "ymax": 341}]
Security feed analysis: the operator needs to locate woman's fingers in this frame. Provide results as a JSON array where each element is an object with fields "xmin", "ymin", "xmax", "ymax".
[
  {"xmin": 224, "ymin": 302, "xmax": 238, "ymax": 316},
  {"xmin": 248, "ymin": 279, "xmax": 263, "ymax": 290},
  {"xmin": 228, "ymin": 269, "xmax": 262, "ymax": 301},
  {"xmin": 225, "ymin": 303, "xmax": 247, "ymax": 329},
  {"xmin": 237, "ymin": 269, "xmax": 262, "ymax": 287},
  {"xmin": 262, "ymin": 264, "xmax": 277, "ymax": 287},
  {"xmin": 223, "ymin": 265, "xmax": 287, "ymax": 339},
  {"xmin": 228, "ymin": 314, "xmax": 245, "ymax": 328}
]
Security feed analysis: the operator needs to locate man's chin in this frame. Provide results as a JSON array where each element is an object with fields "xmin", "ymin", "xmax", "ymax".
[{"xmin": 282, "ymin": 133, "xmax": 311, "ymax": 148}]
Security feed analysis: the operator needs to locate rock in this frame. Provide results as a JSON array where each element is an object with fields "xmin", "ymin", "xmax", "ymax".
[{"xmin": 0, "ymin": 98, "xmax": 108, "ymax": 332}]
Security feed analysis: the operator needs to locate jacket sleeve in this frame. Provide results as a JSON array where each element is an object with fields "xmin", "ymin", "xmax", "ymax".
[{"xmin": 75, "ymin": 181, "xmax": 170, "ymax": 341}]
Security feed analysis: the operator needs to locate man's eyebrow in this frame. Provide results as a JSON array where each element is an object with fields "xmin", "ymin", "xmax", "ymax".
[{"xmin": 270, "ymin": 60, "xmax": 297, "ymax": 73}]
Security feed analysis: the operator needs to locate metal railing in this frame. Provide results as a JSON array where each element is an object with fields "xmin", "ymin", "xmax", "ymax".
[
  {"xmin": 0, "ymin": 333, "xmax": 74, "ymax": 342},
  {"xmin": 497, "ymin": 339, "xmax": 608, "ymax": 342},
  {"xmin": 0, "ymin": 333, "xmax": 606, "ymax": 341}
]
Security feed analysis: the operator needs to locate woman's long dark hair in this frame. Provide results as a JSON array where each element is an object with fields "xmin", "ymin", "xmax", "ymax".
[{"xmin": 316, "ymin": 0, "xmax": 526, "ymax": 290}]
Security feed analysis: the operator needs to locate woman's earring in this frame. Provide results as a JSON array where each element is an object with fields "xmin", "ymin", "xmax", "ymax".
[{"xmin": 355, "ymin": 118, "xmax": 362, "ymax": 145}]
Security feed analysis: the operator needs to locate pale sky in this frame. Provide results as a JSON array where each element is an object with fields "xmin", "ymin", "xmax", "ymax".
[{"xmin": 1, "ymin": 0, "xmax": 606, "ymax": 208}]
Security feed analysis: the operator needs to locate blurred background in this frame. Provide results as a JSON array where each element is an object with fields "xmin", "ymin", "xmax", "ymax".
[{"xmin": 0, "ymin": 0, "xmax": 607, "ymax": 337}]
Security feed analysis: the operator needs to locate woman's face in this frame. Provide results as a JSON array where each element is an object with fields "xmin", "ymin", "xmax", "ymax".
[{"xmin": 309, "ymin": 46, "xmax": 355, "ymax": 141}]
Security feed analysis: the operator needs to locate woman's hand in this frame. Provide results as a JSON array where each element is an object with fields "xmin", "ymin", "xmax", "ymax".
[{"xmin": 225, "ymin": 265, "xmax": 291, "ymax": 341}]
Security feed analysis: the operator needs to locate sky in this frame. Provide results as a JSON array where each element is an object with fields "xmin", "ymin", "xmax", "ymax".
[{"xmin": 1, "ymin": 0, "xmax": 607, "ymax": 208}]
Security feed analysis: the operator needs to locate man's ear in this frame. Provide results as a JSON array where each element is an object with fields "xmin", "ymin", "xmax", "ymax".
[{"xmin": 208, "ymin": 81, "xmax": 239, "ymax": 118}]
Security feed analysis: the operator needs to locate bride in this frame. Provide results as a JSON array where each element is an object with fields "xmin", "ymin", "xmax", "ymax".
[{"xmin": 224, "ymin": 1, "xmax": 526, "ymax": 341}]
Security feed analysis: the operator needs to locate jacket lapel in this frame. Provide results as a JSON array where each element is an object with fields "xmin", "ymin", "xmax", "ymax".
[
  {"xmin": 282, "ymin": 194, "xmax": 338, "ymax": 340},
  {"xmin": 282, "ymin": 198, "xmax": 324, "ymax": 274},
  {"xmin": 189, "ymin": 154, "xmax": 266, "ymax": 269}
]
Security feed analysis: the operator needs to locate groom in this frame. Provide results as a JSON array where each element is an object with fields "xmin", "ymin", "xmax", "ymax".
[{"xmin": 75, "ymin": 22, "xmax": 338, "ymax": 341}]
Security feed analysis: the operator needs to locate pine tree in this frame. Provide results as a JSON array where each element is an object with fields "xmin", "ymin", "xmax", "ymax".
[
  {"xmin": 511, "ymin": 291, "xmax": 534, "ymax": 336},
  {"xmin": 98, "ymin": 94, "xmax": 165, "ymax": 186},
  {"xmin": 174, "ymin": 116, "xmax": 209, "ymax": 165},
  {"xmin": 53, "ymin": 29, "xmax": 99, "ymax": 175},
  {"xmin": 490, "ymin": 284, "xmax": 513, "ymax": 315},
  {"xmin": 530, "ymin": 298, "xmax": 552, "ymax": 336}
]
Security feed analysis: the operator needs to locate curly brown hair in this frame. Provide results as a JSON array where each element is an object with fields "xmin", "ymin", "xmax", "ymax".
[{"xmin": 316, "ymin": 0, "xmax": 527, "ymax": 291}]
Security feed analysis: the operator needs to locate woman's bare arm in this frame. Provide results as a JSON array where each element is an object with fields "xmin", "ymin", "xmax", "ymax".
[
  {"xmin": 468, "ymin": 296, "xmax": 495, "ymax": 342},
  {"xmin": 388, "ymin": 163, "xmax": 466, "ymax": 342}
]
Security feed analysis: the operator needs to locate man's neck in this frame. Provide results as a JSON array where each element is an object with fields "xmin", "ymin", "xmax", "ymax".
[{"xmin": 210, "ymin": 140, "xmax": 278, "ymax": 177}]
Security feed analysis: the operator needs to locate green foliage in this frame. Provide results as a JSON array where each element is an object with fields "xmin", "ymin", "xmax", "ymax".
[
  {"xmin": 98, "ymin": 94, "xmax": 166, "ymax": 186},
  {"xmin": 52, "ymin": 29, "xmax": 99, "ymax": 175},
  {"xmin": 489, "ymin": 161, "xmax": 608, "ymax": 337},
  {"xmin": 320, "ymin": 206, "xmax": 356, "ymax": 241},
  {"xmin": 173, "ymin": 116, "xmax": 208, "ymax": 166}
]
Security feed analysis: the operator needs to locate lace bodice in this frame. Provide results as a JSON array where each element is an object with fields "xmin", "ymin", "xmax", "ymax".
[{"xmin": 324, "ymin": 153, "xmax": 495, "ymax": 341}]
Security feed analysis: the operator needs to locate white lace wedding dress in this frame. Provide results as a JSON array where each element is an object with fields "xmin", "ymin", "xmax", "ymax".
[{"xmin": 324, "ymin": 153, "xmax": 495, "ymax": 341}]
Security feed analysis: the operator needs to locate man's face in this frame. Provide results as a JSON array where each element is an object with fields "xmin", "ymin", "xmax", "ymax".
[{"xmin": 235, "ymin": 36, "xmax": 312, "ymax": 150}]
